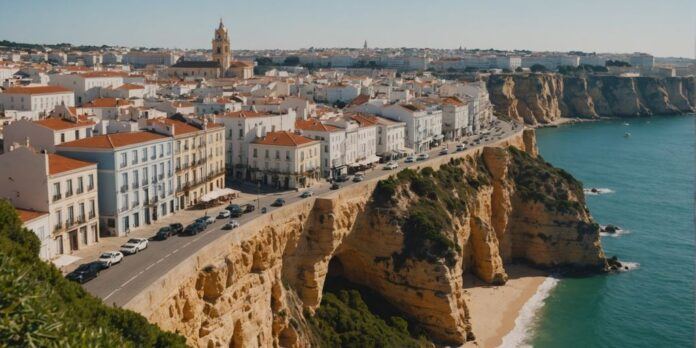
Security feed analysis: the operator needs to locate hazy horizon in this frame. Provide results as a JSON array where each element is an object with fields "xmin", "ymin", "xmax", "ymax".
[{"xmin": 1, "ymin": 0, "xmax": 694, "ymax": 58}]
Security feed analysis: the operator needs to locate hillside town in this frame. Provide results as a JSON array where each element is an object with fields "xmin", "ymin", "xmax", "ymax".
[{"xmin": 0, "ymin": 20, "xmax": 690, "ymax": 266}]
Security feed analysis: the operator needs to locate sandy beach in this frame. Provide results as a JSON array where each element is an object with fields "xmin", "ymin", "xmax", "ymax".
[{"xmin": 463, "ymin": 265, "xmax": 549, "ymax": 348}]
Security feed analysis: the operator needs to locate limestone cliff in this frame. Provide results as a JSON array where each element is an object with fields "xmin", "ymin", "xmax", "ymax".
[
  {"xmin": 487, "ymin": 74, "xmax": 696, "ymax": 124},
  {"xmin": 126, "ymin": 130, "xmax": 607, "ymax": 347}
]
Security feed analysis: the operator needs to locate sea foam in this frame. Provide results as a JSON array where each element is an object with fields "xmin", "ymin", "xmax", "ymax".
[
  {"xmin": 500, "ymin": 277, "xmax": 560, "ymax": 348},
  {"xmin": 599, "ymin": 226, "xmax": 631, "ymax": 238},
  {"xmin": 584, "ymin": 188, "xmax": 614, "ymax": 196}
]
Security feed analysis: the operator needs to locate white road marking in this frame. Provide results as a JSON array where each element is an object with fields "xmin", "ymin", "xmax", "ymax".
[
  {"xmin": 103, "ymin": 288, "xmax": 119, "ymax": 301},
  {"xmin": 145, "ymin": 264, "xmax": 154, "ymax": 270},
  {"xmin": 121, "ymin": 274, "xmax": 139, "ymax": 287},
  {"xmin": 172, "ymin": 248, "xmax": 179, "ymax": 254}
]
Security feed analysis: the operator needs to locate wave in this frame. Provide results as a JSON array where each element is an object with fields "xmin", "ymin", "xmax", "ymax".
[
  {"xmin": 584, "ymin": 188, "xmax": 614, "ymax": 196},
  {"xmin": 500, "ymin": 277, "xmax": 560, "ymax": 348},
  {"xmin": 599, "ymin": 225, "xmax": 631, "ymax": 238},
  {"xmin": 615, "ymin": 261, "xmax": 640, "ymax": 272}
]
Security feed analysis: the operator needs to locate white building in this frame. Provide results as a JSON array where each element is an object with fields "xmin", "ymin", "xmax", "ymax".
[
  {"xmin": 295, "ymin": 118, "xmax": 346, "ymax": 178},
  {"xmin": 49, "ymin": 71, "xmax": 125, "ymax": 104},
  {"xmin": 0, "ymin": 85, "xmax": 75, "ymax": 119},
  {"xmin": 521, "ymin": 55, "xmax": 580, "ymax": 69},
  {"xmin": 0, "ymin": 146, "xmax": 100, "ymax": 259},
  {"xmin": 380, "ymin": 103, "xmax": 443, "ymax": 153},
  {"xmin": 3, "ymin": 111, "xmax": 95, "ymax": 153},
  {"xmin": 213, "ymin": 110, "xmax": 296, "ymax": 180},
  {"xmin": 247, "ymin": 131, "xmax": 321, "ymax": 189},
  {"xmin": 441, "ymin": 96, "xmax": 469, "ymax": 140}
]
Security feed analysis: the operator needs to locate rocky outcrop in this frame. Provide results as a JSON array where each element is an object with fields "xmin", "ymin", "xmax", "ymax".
[
  {"xmin": 126, "ymin": 130, "xmax": 607, "ymax": 347},
  {"xmin": 487, "ymin": 74, "xmax": 696, "ymax": 124}
]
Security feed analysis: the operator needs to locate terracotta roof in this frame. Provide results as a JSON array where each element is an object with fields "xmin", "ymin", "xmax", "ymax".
[
  {"xmin": 228, "ymin": 61, "xmax": 254, "ymax": 68},
  {"xmin": 441, "ymin": 96, "xmax": 466, "ymax": 106},
  {"xmin": 48, "ymin": 153, "xmax": 95, "ymax": 175},
  {"xmin": 117, "ymin": 83, "xmax": 145, "ymax": 90},
  {"xmin": 58, "ymin": 131, "xmax": 168, "ymax": 149},
  {"xmin": 148, "ymin": 119, "xmax": 199, "ymax": 136},
  {"xmin": 349, "ymin": 114, "xmax": 378, "ymax": 127},
  {"xmin": 82, "ymin": 98, "xmax": 130, "ymax": 108},
  {"xmin": 35, "ymin": 117, "xmax": 95, "ymax": 131},
  {"xmin": 172, "ymin": 101, "xmax": 194, "ymax": 108},
  {"xmin": 15, "ymin": 208, "xmax": 48, "ymax": 223},
  {"xmin": 81, "ymin": 71, "xmax": 127, "ymax": 78},
  {"xmin": 295, "ymin": 118, "xmax": 340, "ymax": 132},
  {"xmin": 348, "ymin": 94, "xmax": 370, "ymax": 106},
  {"xmin": 4, "ymin": 85, "xmax": 73, "ymax": 95},
  {"xmin": 252, "ymin": 131, "xmax": 317, "ymax": 147},
  {"xmin": 221, "ymin": 110, "xmax": 269, "ymax": 118}
]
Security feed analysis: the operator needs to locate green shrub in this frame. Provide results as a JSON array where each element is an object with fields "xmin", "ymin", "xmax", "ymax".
[{"xmin": 0, "ymin": 199, "xmax": 186, "ymax": 347}]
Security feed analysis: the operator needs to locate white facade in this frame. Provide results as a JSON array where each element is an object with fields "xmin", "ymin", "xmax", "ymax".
[
  {"xmin": 3, "ymin": 116, "xmax": 95, "ymax": 153},
  {"xmin": 247, "ymin": 131, "xmax": 321, "ymax": 188},
  {"xmin": 49, "ymin": 72, "xmax": 125, "ymax": 104},
  {"xmin": 380, "ymin": 104, "xmax": 443, "ymax": 153},
  {"xmin": 0, "ymin": 86, "xmax": 75, "ymax": 119}
]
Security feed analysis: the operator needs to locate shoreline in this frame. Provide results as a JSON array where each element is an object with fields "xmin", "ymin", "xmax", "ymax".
[
  {"xmin": 533, "ymin": 116, "xmax": 604, "ymax": 128},
  {"xmin": 464, "ymin": 265, "xmax": 552, "ymax": 348}
]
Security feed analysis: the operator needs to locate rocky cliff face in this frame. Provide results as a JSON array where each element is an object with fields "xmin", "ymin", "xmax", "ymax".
[
  {"xmin": 128, "ymin": 130, "xmax": 607, "ymax": 347},
  {"xmin": 487, "ymin": 74, "xmax": 696, "ymax": 125}
]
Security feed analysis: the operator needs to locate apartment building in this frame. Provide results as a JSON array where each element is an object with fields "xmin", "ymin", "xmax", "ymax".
[
  {"xmin": 147, "ymin": 117, "xmax": 225, "ymax": 209},
  {"xmin": 213, "ymin": 110, "xmax": 296, "ymax": 180},
  {"xmin": 295, "ymin": 118, "xmax": 346, "ymax": 178},
  {"xmin": 56, "ymin": 131, "xmax": 176, "ymax": 236},
  {"xmin": 441, "ymin": 96, "xmax": 470, "ymax": 140},
  {"xmin": 354, "ymin": 114, "xmax": 406, "ymax": 158},
  {"xmin": 0, "ymin": 85, "xmax": 75, "ymax": 119},
  {"xmin": 247, "ymin": 131, "xmax": 321, "ymax": 189},
  {"xmin": 380, "ymin": 103, "xmax": 443, "ymax": 153},
  {"xmin": 3, "ymin": 112, "xmax": 95, "ymax": 153},
  {"xmin": 0, "ymin": 146, "xmax": 100, "ymax": 259},
  {"xmin": 49, "ymin": 71, "xmax": 125, "ymax": 104}
]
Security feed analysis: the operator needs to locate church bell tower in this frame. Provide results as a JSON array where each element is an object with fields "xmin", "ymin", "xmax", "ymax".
[{"xmin": 212, "ymin": 19, "xmax": 231, "ymax": 70}]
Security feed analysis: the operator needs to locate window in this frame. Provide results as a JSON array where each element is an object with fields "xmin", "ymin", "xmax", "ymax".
[
  {"xmin": 141, "ymin": 148, "xmax": 147, "ymax": 162},
  {"xmin": 79, "ymin": 203, "xmax": 85, "ymax": 221},
  {"xmin": 77, "ymin": 177, "xmax": 84, "ymax": 194},
  {"xmin": 253, "ymin": 148, "xmax": 257, "ymax": 158},
  {"xmin": 132, "ymin": 150, "xmax": 138, "ymax": 164},
  {"xmin": 74, "ymin": 130, "xmax": 80, "ymax": 140},
  {"xmin": 53, "ymin": 182, "xmax": 61, "ymax": 200},
  {"xmin": 89, "ymin": 200, "xmax": 95, "ymax": 218},
  {"xmin": 238, "ymin": 129, "xmax": 243, "ymax": 138},
  {"xmin": 166, "ymin": 143, "xmax": 171, "ymax": 155},
  {"xmin": 264, "ymin": 149, "xmax": 269, "ymax": 159},
  {"xmin": 67, "ymin": 206, "xmax": 74, "ymax": 224},
  {"xmin": 275, "ymin": 150, "xmax": 280, "ymax": 159},
  {"xmin": 60, "ymin": 133, "xmax": 65, "ymax": 143},
  {"xmin": 120, "ymin": 153, "xmax": 127, "ymax": 168},
  {"xmin": 88, "ymin": 174, "xmax": 94, "ymax": 190},
  {"xmin": 159, "ymin": 144, "xmax": 164, "ymax": 157},
  {"xmin": 65, "ymin": 179, "xmax": 73, "ymax": 196}
]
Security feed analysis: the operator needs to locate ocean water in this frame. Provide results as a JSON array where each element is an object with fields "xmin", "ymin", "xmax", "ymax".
[{"xmin": 530, "ymin": 116, "xmax": 695, "ymax": 348}]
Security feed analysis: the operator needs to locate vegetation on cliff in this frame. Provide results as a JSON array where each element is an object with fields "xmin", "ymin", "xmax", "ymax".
[
  {"xmin": 306, "ymin": 277, "xmax": 429, "ymax": 348},
  {"xmin": 507, "ymin": 146, "xmax": 586, "ymax": 215},
  {"xmin": 0, "ymin": 199, "xmax": 187, "ymax": 347}
]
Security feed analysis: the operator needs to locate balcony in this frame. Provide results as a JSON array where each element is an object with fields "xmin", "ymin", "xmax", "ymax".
[
  {"xmin": 158, "ymin": 174, "xmax": 164, "ymax": 180},
  {"xmin": 119, "ymin": 206, "xmax": 129, "ymax": 213},
  {"xmin": 65, "ymin": 190, "xmax": 73, "ymax": 198},
  {"xmin": 119, "ymin": 162, "xmax": 127, "ymax": 169},
  {"xmin": 141, "ymin": 178, "xmax": 148, "ymax": 186},
  {"xmin": 88, "ymin": 211, "xmax": 96, "ymax": 219},
  {"xmin": 87, "ymin": 184, "xmax": 94, "ymax": 191},
  {"xmin": 65, "ymin": 219, "xmax": 75, "ymax": 228},
  {"xmin": 76, "ymin": 188, "xmax": 84, "ymax": 195},
  {"xmin": 53, "ymin": 223, "xmax": 63, "ymax": 233},
  {"xmin": 52, "ymin": 194, "xmax": 62, "ymax": 202},
  {"xmin": 120, "ymin": 185, "xmax": 128, "ymax": 193},
  {"xmin": 151, "ymin": 177, "xmax": 158, "ymax": 184},
  {"xmin": 132, "ymin": 181, "xmax": 139, "ymax": 189},
  {"xmin": 76, "ymin": 215, "xmax": 85, "ymax": 224}
]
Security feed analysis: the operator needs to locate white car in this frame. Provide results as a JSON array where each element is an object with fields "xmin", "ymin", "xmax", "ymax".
[
  {"xmin": 98, "ymin": 251, "xmax": 123, "ymax": 268},
  {"xmin": 200, "ymin": 216, "xmax": 216, "ymax": 225},
  {"xmin": 223, "ymin": 219, "xmax": 240, "ymax": 230},
  {"xmin": 404, "ymin": 156, "xmax": 416, "ymax": 163},
  {"xmin": 384, "ymin": 161, "xmax": 398, "ymax": 170},
  {"xmin": 120, "ymin": 238, "xmax": 148, "ymax": 255},
  {"xmin": 217, "ymin": 210, "xmax": 231, "ymax": 219},
  {"xmin": 417, "ymin": 153, "xmax": 429, "ymax": 161},
  {"xmin": 456, "ymin": 144, "xmax": 466, "ymax": 151}
]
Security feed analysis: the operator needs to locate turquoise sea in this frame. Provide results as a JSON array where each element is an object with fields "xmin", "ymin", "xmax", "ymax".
[{"xmin": 532, "ymin": 116, "xmax": 695, "ymax": 347}]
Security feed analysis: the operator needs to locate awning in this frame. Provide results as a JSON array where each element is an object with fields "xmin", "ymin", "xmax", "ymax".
[{"xmin": 200, "ymin": 188, "xmax": 240, "ymax": 202}]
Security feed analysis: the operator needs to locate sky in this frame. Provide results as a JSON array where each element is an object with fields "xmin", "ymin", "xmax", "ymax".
[{"xmin": 0, "ymin": 0, "xmax": 694, "ymax": 58}]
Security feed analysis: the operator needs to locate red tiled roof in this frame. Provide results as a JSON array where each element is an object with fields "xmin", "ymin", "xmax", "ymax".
[
  {"xmin": 252, "ymin": 131, "xmax": 317, "ymax": 147},
  {"xmin": 81, "ymin": 71, "xmax": 127, "ymax": 78},
  {"xmin": 441, "ymin": 96, "xmax": 466, "ymax": 106},
  {"xmin": 58, "ymin": 131, "xmax": 168, "ymax": 149},
  {"xmin": 295, "ymin": 118, "xmax": 340, "ymax": 132},
  {"xmin": 15, "ymin": 208, "xmax": 48, "ymax": 223},
  {"xmin": 221, "ymin": 110, "xmax": 268, "ymax": 118},
  {"xmin": 35, "ymin": 117, "xmax": 95, "ymax": 131},
  {"xmin": 4, "ymin": 86, "xmax": 73, "ymax": 95},
  {"xmin": 117, "ymin": 83, "xmax": 145, "ymax": 90},
  {"xmin": 82, "ymin": 98, "xmax": 130, "ymax": 108},
  {"xmin": 48, "ymin": 153, "xmax": 95, "ymax": 175},
  {"xmin": 147, "ymin": 119, "xmax": 199, "ymax": 136},
  {"xmin": 349, "ymin": 113, "xmax": 378, "ymax": 127},
  {"xmin": 348, "ymin": 94, "xmax": 370, "ymax": 106}
]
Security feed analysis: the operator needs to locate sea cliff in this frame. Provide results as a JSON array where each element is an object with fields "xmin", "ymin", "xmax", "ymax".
[
  {"xmin": 125, "ymin": 130, "xmax": 607, "ymax": 347},
  {"xmin": 487, "ymin": 74, "xmax": 696, "ymax": 125}
]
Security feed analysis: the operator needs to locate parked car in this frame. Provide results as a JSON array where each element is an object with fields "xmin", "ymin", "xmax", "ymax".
[
  {"xmin": 335, "ymin": 174, "xmax": 350, "ymax": 182},
  {"xmin": 384, "ymin": 161, "xmax": 398, "ymax": 170},
  {"xmin": 183, "ymin": 223, "xmax": 203, "ymax": 236},
  {"xmin": 330, "ymin": 183, "xmax": 340, "ymax": 190},
  {"xmin": 66, "ymin": 262, "xmax": 102, "ymax": 283},
  {"xmin": 456, "ymin": 144, "xmax": 466, "ymax": 152},
  {"xmin": 217, "ymin": 210, "xmax": 231, "ymax": 219},
  {"xmin": 226, "ymin": 204, "xmax": 244, "ymax": 217},
  {"xmin": 169, "ymin": 223, "xmax": 184, "ymax": 235},
  {"xmin": 353, "ymin": 173, "xmax": 365, "ymax": 182},
  {"xmin": 223, "ymin": 220, "xmax": 240, "ymax": 230},
  {"xmin": 301, "ymin": 190, "xmax": 314, "ymax": 198},
  {"xmin": 154, "ymin": 227, "xmax": 173, "ymax": 240},
  {"xmin": 404, "ymin": 156, "xmax": 416, "ymax": 163},
  {"xmin": 120, "ymin": 238, "xmax": 148, "ymax": 255},
  {"xmin": 242, "ymin": 204, "xmax": 256, "ymax": 213},
  {"xmin": 98, "ymin": 251, "xmax": 123, "ymax": 268},
  {"xmin": 439, "ymin": 147, "xmax": 449, "ymax": 156},
  {"xmin": 271, "ymin": 198, "xmax": 286, "ymax": 207},
  {"xmin": 197, "ymin": 216, "xmax": 215, "ymax": 225},
  {"xmin": 417, "ymin": 153, "xmax": 429, "ymax": 161}
]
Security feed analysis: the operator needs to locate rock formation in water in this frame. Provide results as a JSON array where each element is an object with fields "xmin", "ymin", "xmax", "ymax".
[
  {"xmin": 127, "ymin": 130, "xmax": 607, "ymax": 347},
  {"xmin": 487, "ymin": 74, "xmax": 696, "ymax": 124}
]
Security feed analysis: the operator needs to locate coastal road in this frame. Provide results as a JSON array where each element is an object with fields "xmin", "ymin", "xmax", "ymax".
[{"xmin": 83, "ymin": 119, "xmax": 522, "ymax": 307}]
